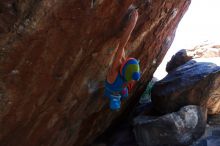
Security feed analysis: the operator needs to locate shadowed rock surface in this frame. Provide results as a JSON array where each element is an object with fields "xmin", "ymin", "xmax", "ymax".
[
  {"xmin": 133, "ymin": 105, "xmax": 207, "ymax": 146},
  {"xmin": 191, "ymin": 114, "xmax": 220, "ymax": 146},
  {"xmin": 94, "ymin": 123, "xmax": 138, "ymax": 146},
  {"xmin": 192, "ymin": 125, "xmax": 220, "ymax": 146},
  {"xmin": 166, "ymin": 49, "xmax": 193, "ymax": 73},
  {"xmin": 152, "ymin": 60, "xmax": 220, "ymax": 115},
  {"xmin": 0, "ymin": 0, "xmax": 190, "ymax": 146}
]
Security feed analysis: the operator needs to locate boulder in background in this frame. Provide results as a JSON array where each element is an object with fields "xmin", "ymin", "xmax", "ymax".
[
  {"xmin": 133, "ymin": 105, "xmax": 207, "ymax": 146},
  {"xmin": 152, "ymin": 60, "xmax": 220, "ymax": 115}
]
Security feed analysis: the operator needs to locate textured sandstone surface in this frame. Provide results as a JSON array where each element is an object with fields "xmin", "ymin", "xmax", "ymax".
[
  {"xmin": 166, "ymin": 43, "xmax": 220, "ymax": 72},
  {"xmin": 0, "ymin": 0, "xmax": 190, "ymax": 145}
]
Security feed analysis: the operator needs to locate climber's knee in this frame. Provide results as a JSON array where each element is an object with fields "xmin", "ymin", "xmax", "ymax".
[{"xmin": 121, "ymin": 87, "xmax": 128, "ymax": 99}]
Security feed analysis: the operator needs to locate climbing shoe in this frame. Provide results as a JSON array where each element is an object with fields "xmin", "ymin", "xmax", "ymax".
[{"xmin": 109, "ymin": 94, "xmax": 121, "ymax": 110}]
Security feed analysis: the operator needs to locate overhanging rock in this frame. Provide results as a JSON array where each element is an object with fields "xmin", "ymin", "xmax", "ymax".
[{"xmin": 0, "ymin": 0, "xmax": 191, "ymax": 145}]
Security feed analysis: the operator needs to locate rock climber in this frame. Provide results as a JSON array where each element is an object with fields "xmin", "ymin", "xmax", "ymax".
[{"xmin": 105, "ymin": 9, "xmax": 141, "ymax": 110}]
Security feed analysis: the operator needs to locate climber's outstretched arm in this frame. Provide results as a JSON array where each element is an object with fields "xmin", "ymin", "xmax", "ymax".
[
  {"xmin": 113, "ymin": 9, "xmax": 138, "ymax": 69},
  {"xmin": 116, "ymin": 9, "xmax": 138, "ymax": 61},
  {"xmin": 107, "ymin": 9, "xmax": 138, "ymax": 83}
]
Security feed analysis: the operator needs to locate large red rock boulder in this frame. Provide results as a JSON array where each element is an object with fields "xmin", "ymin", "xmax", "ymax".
[{"xmin": 0, "ymin": 0, "xmax": 191, "ymax": 145}]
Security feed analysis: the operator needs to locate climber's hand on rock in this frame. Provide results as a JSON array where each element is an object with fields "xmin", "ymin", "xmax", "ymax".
[
  {"xmin": 119, "ymin": 9, "xmax": 138, "ymax": 47},
  {"xmin": 129, "ymin": 9, "xmax": 138, "ymax": 24},
  {"xmin": 122, "ymin": 9, "xmax": 138, "ymax": 37}
]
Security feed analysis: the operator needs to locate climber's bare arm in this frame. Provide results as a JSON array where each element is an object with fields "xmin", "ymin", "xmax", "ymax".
[
  {"xmin": 116, "ymin": 9, "xmax": 138, "ymax": 63},
  {"xmin": 107, "ymin": 10, "xmax": 138, "ymax": 83},
  {"xmin": 106, "ymin": 43, "xmax": 120, "ymax": 83},
  {"xmin": 112, "ymin": 9, "xmax": 138, "ymax": 69}
]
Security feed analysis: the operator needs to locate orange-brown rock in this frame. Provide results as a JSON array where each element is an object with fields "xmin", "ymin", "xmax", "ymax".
[
  {"xmin": 166, "ymin": 43, "xmax": 220, "ymax": 72},
  {"xmin": 189, "ymin": 43, "xmax": 220, "ymax": 58},
  {"xmin": 0, "ymin": 0, "xmax": 191, "ymax": 146}
]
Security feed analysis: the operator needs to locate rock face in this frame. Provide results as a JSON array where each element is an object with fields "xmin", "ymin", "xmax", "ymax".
[
  {"xmin": 166, "ymin": 49, "xmax": 193, "ymax": 73},
  {"xmin": 94, "ymin": 123, "xmax": 138, "ymax": 146},
  {"xmin": 152, "ymin": 60, "xmax": 220, "ymax": 115},
  {"xmin": 192, "ymin": 114, "xmax": 220, "ymax": 146},
  {"xmin": 192, "ymin": 125, "xmax": 220, "ymax": 146},
  {"xmin": 166, "ymin": 44, "xmax": 220, "ymax": 72},
  {"xmin": 188, "ymin": 43, "xmax": 220, "ymax": 58},
  {"xmin": 133, "ymin": 105, "xmax": 207, "ymax": 146},
  {"xmin": 0, "ymin": 0, "xmax": 191, "ymax": 146}
]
